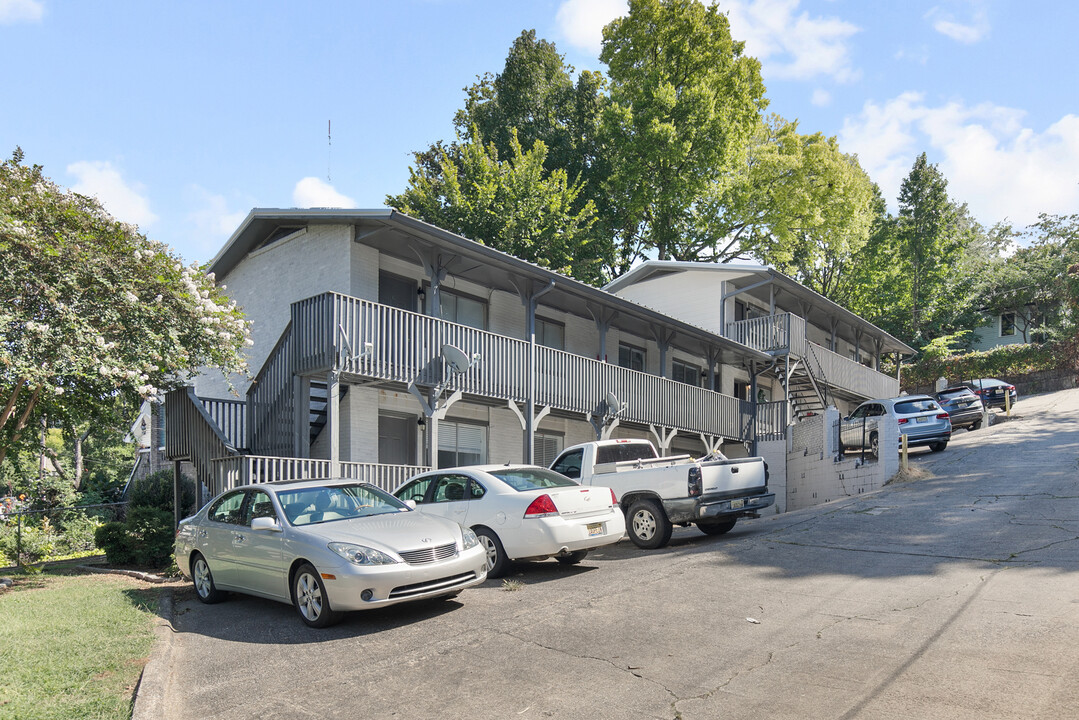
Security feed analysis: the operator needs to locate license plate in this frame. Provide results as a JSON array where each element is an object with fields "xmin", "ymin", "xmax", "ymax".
[
  {"xmin": 730, "ymin": 499, "xmax": 744, "ymax": 510},
  {"xmin": 587, "ymin": 522, "xmax": 603, "ymax": 537},
  {"xmin": 916, "ymin": 416, "xmax": 928, "ymax": 423}
]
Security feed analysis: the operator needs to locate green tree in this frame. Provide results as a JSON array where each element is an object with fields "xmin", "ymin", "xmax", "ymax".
[
  {"xmin": 386, "ymin": 129, "xmax": 607, "ymax": 284},
  {"xmin": 600, "ymin": 0, "xmax": 767, "ymax": 270},
  {"xmin": 0, "ymin": 149, "xmax": 251, "ymax": 469},
  {"xmin": 893, "ymin": 153, "xmax": 985, "ymax": 344}
]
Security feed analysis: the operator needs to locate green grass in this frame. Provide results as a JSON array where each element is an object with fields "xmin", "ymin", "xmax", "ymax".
[{"xmin": 0, "ymin": 569, "xmax": 160, "ymax": 720}]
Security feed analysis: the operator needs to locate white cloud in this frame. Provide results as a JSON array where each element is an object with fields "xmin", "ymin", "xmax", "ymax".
[
  {"xmin": 810, "ymin": 88, "xmax": 831, "ymax": 107},
  {"xmin": 555, "ymin": 0, "xmax": 627, "ymax": 55},
  {"xmin": 67, "ymin": 160, "xmax": 158, "ymax": 227},
  {"xmin": 926, "ymin": 5, "xmax": 990, "ymax": 44},
  {"xmin": 185, "ymin": 185, "xmax": 248, "ymax": 256},
  {"xmin": 840, "ymin": 93, "xmax": 1079, "ymax": 228},
  {"xmin": 724, "ymin": 0, "xmax": 861, "ymax": 83},
  {"xmin": 292, "ymin": 177, "xmax": 356, "ymax": 209},
  {"xmin": 0, "ymin": 0, "xmax": 43, "ymax": 24}
]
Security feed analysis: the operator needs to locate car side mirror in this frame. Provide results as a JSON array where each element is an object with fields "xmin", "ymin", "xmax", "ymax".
[
  {"xmin": 404, "ymin": 499, "xmax": 417, "ymax": 510},
  {"xmin": 251, "ymin": 516, "xmax": 282, "ymax": 532}
]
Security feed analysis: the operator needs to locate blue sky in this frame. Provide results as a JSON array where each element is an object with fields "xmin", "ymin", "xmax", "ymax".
[{"xmin": 2, "ymin": 0, "xmax": 1077, "ymax": 263}]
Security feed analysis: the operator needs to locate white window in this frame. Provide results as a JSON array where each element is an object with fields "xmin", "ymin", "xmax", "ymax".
[
  {"xmin": 437, "ymin": 421, "xmax": 487, "ymax": 468},
  {"xmin": 439, "ymin": 291, "xmax": 487, "ymax": 331},
  {"xmin": 536, "ymin": 317, "xmax": 565, "ymax": 350},
  {"xmin": 534, "ymin": 432, "xmax": 564, "ymax": 467},
  {"xmin": 1000, "ymin": 312, "xmax": 1016, "ymax": 337},
  {"xmin": 618, "ymin": 343, "xmax": 645, "ymax": 372},
  {"xmin": 672, "ymin": 359, "xmax": 701, "ymax": 386}
]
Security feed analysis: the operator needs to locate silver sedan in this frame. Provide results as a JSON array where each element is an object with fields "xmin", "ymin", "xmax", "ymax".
[{"xmin": 174, "ymin": 479, "xmax": 488, "ymax": 627}]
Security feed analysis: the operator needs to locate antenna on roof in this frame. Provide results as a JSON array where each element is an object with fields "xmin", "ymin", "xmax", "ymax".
[{"xmin": 327, "ymin": 119, "xmax": 332, "ymax": 183}]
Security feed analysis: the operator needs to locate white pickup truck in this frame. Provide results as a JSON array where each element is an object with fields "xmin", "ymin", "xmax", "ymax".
[{"xmin": 549, "ymin": 439, "xmax": 774, "ymax": 549}]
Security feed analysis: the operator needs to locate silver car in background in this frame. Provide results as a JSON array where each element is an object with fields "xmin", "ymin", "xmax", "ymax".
[
  {"xmin": 174, "ymin": 480, "xmax": 488, "ymax": 627},
  {"xmin": 840, "ymin": 395, "xmax": 952, "ymax": 456}
]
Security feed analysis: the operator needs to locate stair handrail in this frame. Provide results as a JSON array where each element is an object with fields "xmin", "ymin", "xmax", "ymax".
[
  {"xmin": 802, "ymin": 341, "xmax": 834, "ymax": 410},
  {"xmin": 245, "ymin": 321, "xmax": 295, "ymax": 456}
]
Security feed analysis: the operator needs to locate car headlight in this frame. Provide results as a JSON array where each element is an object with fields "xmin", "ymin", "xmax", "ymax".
[
  {"xmin": 328, "ymin": 542, "xmax": 400, "ymax": 565},
  {"xmin": 460, "ymin": 526, "xmax": 480, "ymax": 551}
]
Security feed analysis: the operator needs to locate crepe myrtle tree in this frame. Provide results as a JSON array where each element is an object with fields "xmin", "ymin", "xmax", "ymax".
[{"xmin": 0, "ymin": 149, "xmax": 251, "ymax": 467}]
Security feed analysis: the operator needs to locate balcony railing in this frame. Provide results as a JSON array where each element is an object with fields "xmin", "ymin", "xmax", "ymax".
[
  {"xmin": 200, "ymin": 397, "xmax": 246, "ymax": 450},
  {"xmin": 808, "ymin": 341, "xmax": 898, "ymax": 400},
  {"xmin": 727, "ymin": 312, "xmax": 896, "ymax": 400},
  {"xmin": 291, "ymin": 292, "xmax": 764, "ymax": 442},
  {"xmin": 210, "ymin": 455, "xmax": 431, "ymax": 496}
]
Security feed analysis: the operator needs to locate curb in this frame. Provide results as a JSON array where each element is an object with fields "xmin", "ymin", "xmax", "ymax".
[
  {"xmin": 77, "ymin": 564, "xmax": 173, "ymax": 584},
  {"xmin": 132, "ymin": 587, "xmax": 177, "ymax": 720}
]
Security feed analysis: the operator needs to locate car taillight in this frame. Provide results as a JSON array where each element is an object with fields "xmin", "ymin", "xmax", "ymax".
[
  {"xmin": 524, "ymin": 494, "xmax": 558, "ymax": 518},
  {"xmin": 688, "ymin": 466, "xmax": 702, "ymax": 497},
  {"xmin": 898, "ymin": 418, "xmax": 909, "ymax": 424},
  {"xmin": 937, "ymin": 413, "xmax": 949, "ymax": 420},
  {"xmin": 609, "ymin": 488, "xmax": 618, "ymax": 506}
]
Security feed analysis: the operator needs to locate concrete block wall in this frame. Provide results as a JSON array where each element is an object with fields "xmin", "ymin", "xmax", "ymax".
[
  {"xmin": 786, "ymin": 408, "xmax": 898, "ymax": 512},
  {"xmin": 757, "ymin": 438, "xmax": 787, "ymax": 514}
]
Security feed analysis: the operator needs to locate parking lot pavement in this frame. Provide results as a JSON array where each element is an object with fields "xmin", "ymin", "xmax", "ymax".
[{"xmin": 144, "ymin": 388, "xmax": 1079, "ymax": 720}]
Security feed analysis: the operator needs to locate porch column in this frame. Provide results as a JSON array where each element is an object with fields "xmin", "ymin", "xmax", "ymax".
[
  {"xmin": 587, "ymin": 304, "xmax": 617, "ymax": 363},
  {"xmin": 293, "ymin": 375, "xmax": 311, "ymax": 458},
  {"xmin": 829, "ymin": 318, "xmax": 839, "ymax": 352},
  {"xmin": 769, "ymin": 284, "xmax": 776, "ymax": 315},
  {"xmin": 853, "ymin": 329, "xmax": 863, "ymax": 363},
  {"xmin": 413, "ymin": 249, "xmax": 451, "ymax": 318},
  {"xmin": 515, "ymin": 279, "xmax": 556, "ymax": 464},
  {"xmin": 327, "ymin": 370, "xmax": 340, "ymax": 476},
  {"xmin": 173, "ymin": 460, "xmax": 183, "ymax": 529},
  {"xmin": 873, "ymin": 339, "xmax": 884, "ymax": 371},
  {"xmin": 705, "ymin": 346, "xmax": 722, "ymax": 392},
  {"xmin": 651, "ymin": 326, "xmax": 675, "ymax": 378}
]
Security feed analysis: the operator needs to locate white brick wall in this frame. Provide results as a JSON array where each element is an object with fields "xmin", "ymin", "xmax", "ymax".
[{"xmin": 785, "ymin": 408, "xmax": 899, "ymax": 511}]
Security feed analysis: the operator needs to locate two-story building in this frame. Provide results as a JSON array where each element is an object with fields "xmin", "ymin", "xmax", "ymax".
[{"xmin": 163, "ymin": 209, "xmax": 911, "ymax": 518}]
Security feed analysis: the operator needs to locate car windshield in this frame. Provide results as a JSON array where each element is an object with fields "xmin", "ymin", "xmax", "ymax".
[
  {"xmin": 894, "ymin": 399, "xmax": 940, "ymax": 414},
  {"xmin": 596, "ymin": 443, "xmax": 657, "ymax": 464},
  {"xmin": 491, "ymin": 468, "xmax": 578, "ymax": 492},
  {"xmin": 277, "ymin": 483, "xmax": 408, "ymax": 526},
  {"xmin": 939, "ymin": 389, "xmax": 975, "ymax": 400}
]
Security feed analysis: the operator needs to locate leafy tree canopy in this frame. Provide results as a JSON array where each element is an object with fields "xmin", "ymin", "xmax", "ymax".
[
  {"xmin": 386, "ymin": 128, "xmax": 608, "ymax": 285},
  {"xmin": 600, "ymin": 0, "xmax": 767, "ymax": 269},
  {"xmin": 0, "ymin": 149, "xmax": 251, "ymax": 467}
]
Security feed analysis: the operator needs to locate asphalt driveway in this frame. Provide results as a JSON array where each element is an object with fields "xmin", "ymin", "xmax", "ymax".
[{"xmin": 139, "ymin": 388, "xmax": 1079, "ymax": 719}]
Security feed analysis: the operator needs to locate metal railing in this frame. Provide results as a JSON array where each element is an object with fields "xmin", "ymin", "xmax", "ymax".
[
  {"xmin": 211, "ymin": 455, "xmax": 430, "ymax": 495},
  {"xmin": 201, "ymin": 397, "xmax": 247, "ymax": 450},
  {"xmin": 727, "ymin": 313, "xmax": 896, "ymax": 400},
  {"xmin": 809, "ymin": 341, "xmax": 898, "ymax": 400},
  {"xmin": 165, "ymin": 386, "xmax": 238, "ymax": 482},
  {"xmin": 295, "ymin": 292, "xmax": 755, "ymax": 441},
  {"xmin": 246, "ymin": 323, "xmax": 296, "ymax": 457},
  {"xmin": 755, "ymin": 400, "xmax": 787, "ymax": 442}
]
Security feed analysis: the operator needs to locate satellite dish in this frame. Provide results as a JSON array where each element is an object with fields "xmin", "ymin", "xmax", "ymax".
[
  {"xmin": 442, "ymin": 344, "xmax": 472, "ymax": 374},
  {"xmin": 605, "ymin": 391, "xmax": 621, "ymax": 415}
]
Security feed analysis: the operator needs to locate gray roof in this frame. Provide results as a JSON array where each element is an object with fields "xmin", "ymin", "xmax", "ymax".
[
  {"xmin": 605, "ymin": 260, "xmax": 914, "ymax": 356},
  {"xmin": 207, "ymin": 209, "xmax": 772, "ymax": 366}
]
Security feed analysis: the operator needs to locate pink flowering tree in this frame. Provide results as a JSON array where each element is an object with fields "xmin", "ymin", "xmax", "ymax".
[{"xmin": 0, "ymin": 149, "xmax": 251, "ymax": 469}]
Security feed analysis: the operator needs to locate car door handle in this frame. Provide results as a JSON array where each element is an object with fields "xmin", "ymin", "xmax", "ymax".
[{"xmin": 234, "ymin": 533, "xmax": 245, "ymax": 543}]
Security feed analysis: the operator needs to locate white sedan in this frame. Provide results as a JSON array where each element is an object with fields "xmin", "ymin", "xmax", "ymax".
[
  {"xmin": 393, "ymin": 465, "xmax": 626, "ymax": 578},
  {"xmin": 174, "ymin": 480, "xmax": 488, "ymax": 627}
]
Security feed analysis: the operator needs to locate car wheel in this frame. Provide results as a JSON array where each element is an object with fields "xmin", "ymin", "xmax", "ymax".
[
  {"xmin": 930, "ymin": 441, "xmax": 948, "ymax": 453},
  {"xmin": 697, "ymin": 518, "xmax": 737, "ymax": 536},
  {"xmin": 969, "ymin": 420, "xmax": 981, "ymax": 431},
  {"xmin": 555, "ymin": 550, "xmax": 589, "ymax": 566},
  {"xmin": 191, "ymin": 553, "xmax": 224, "ymax": 604},
  {"xmin": 292, "ymin": 563, "xmax": 341, "ymax": 628},
  {"xmin": 626, "ymin": 499, "xmax": 673, "ymax": 550},
  {"xmin": 869, "ymin": 432, "xmax": 879, "ymax": 458},
  {"xmin": 475, "ymin": 528, "xmax": 509, "ymax": 579}
]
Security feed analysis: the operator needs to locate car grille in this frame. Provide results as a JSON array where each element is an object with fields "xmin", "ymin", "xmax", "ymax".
[
  {"xmin": 398, "ymin": 542, "xmax": 458, "ymax": 565},
  {"xmin": 389, "ymin": 572, "xmax": 477, "ymax": 599}
]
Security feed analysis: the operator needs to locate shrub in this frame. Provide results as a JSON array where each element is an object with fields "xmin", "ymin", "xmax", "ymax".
[
  {"xmin": 94, "ymin": 506, "xmax": 175, "ymax": 568},
  {"xmin": 94, "ymin": 521, "xmax": 136, "ymax": 566},
  {"xmin": 129, "ymin": 470, "xmax": 195, "ymax": 517},
  {"xmin": 126, "ymin": 506, "xmax": 176, "ymax": 567},
  {"xmin": 0, "ymin": 517, "xmax": 58, "ymax": 565}
]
